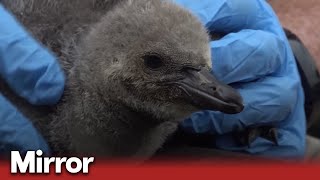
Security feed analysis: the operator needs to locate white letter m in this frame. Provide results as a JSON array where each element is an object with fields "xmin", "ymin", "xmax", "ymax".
[{"xmin": 11, "ymin": 151, "xmax": 35, "ymax": 173}]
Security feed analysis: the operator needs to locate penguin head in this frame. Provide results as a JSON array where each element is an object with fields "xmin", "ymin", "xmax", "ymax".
[{"xmin": 74, "ymin": 0, "xmax": 244, "ymax": 122}]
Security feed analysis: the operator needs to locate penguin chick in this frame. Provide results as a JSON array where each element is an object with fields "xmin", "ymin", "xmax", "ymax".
[{"xmin": 1, "ymin": 0, "xmax": 244, "ymax": 160}]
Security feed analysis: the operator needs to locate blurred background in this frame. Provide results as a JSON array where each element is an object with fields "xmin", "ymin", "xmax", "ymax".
[{"xmin": 269, "ymin": 0, "xmax": 320, "ymax": 71}]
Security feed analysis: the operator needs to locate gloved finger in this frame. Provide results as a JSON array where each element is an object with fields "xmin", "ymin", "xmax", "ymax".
[
  {"xmin": 213, "ymin": 80, "xmax": 306, "ymax": 158},
  {"xmin": 210, "ymin": 29, "xmax": 286, "ymax": 84},
  {"xmin": 0, "ymin": 92, "xmax": 51, "ymax": 155},
  {"xmin": 173, "ymin": 0, "xmax": 259, "ymax": 32},
  {"xmin": 173, "ymin": 0, "xmax": 285, "ymax": 37},
  {"xmin": 0, "ymin": 4, "xmax": 65, "ymax": 106},
  {"xmin": 181, "ymin": 75, "xmax": 300, "ymax": 135}
]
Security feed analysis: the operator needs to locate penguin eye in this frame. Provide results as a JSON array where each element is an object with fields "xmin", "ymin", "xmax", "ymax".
[{"xmin": 142, "ymin": 54, "xmax": 164, "ymax": 69}]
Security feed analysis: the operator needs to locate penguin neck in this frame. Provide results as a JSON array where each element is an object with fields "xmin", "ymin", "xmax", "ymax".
[{"xmin": 52, "ymin": 84, "xmax": 159, "ymax": 155}]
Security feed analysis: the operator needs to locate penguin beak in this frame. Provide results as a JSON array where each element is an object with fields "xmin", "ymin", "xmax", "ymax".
[{"xmin": 175, "ymin": 68, "xmax": 244, "ymax": 114}]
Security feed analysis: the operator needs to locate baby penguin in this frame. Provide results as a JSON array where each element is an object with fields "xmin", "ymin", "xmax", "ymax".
[{"xmin": 1, "ymin": 0, "xmax": 243, "ymax": 159}]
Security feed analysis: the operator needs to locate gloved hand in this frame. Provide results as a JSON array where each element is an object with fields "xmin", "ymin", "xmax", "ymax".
[
  {"xmin": 174, "ymin": 0, "xmax": 306, "ymax": 158},
  {"xmin": 0, "ymin": 5, "xmax": 65, "ymax": 155}
]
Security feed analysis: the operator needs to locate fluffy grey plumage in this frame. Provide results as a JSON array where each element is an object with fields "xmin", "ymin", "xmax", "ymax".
[{"xmin": 1, "ymin": 0, "xmax": 242, "ymax": 159}]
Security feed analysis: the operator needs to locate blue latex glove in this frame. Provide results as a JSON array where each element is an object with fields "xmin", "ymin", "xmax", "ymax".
[
  {"xmin": 174, "ymin": 0, "xmax": 306, "ymax": 158},
  {"xmin": 0, "ymin": 5, "xmax": 65, "ymax": 155}
]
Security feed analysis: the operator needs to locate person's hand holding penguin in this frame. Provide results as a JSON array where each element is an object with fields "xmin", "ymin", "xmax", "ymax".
[{"xmin": 174, "ymin": 0, "xmax": 306, "ymax": 158}]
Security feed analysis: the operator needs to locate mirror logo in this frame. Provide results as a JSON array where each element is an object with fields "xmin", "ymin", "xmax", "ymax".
[{"xmin": 10, "ymin": 150, "xmax": 94, "ymax": 174}]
